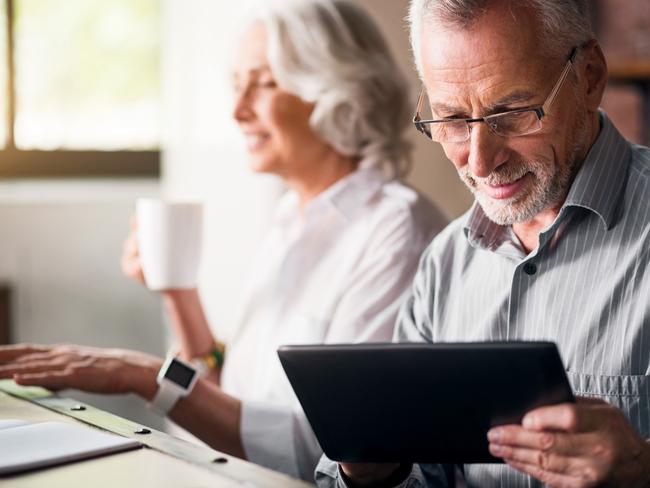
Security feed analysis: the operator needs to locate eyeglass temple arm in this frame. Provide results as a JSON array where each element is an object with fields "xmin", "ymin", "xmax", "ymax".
[
  {"xmin": 413, "ymin": 88, "xmax": 426, "ymax": 122},
  {"xmin": 542, "ymin": 47, "xmax": 579, "ymax": 114}
]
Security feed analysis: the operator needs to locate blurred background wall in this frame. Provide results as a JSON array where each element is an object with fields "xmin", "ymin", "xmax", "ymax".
[
  {"xmin": 0, "ymin": 0, "xmax": 646, "ymax": 429},
  {"xmin": 0, "ymin": 183, "xmax": 165, "ymax": 428},
  {"xmin": 595, "ymin": 0, "xmax": 650, "ymax": 146}
]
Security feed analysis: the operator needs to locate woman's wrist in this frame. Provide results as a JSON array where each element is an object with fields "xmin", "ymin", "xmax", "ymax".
[
  {"xmin": 123, "ymin": 354, "xmax": 163, "ymax": 401},
  {"xmin": 160, "ymin": 288, "xmax": 216, "ymax": 359},
  {"xmin": 161, "ymin": 288, "xmax": 199, "ymax": 302}
]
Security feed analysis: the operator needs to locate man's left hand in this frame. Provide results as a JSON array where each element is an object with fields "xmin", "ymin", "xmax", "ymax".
[{"xmin": 487, "ymin": 397, "xmax": 650, "ymax": 487}]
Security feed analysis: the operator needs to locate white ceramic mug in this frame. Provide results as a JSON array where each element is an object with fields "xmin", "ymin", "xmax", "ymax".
[{"xmin": 135, "ymin": 199, "xmax": 203, "ymax": 291}]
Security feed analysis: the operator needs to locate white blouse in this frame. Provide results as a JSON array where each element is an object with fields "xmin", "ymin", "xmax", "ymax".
[{"xmin": 220, "ymin": 166, "xmax": 447, "ymax": 479}]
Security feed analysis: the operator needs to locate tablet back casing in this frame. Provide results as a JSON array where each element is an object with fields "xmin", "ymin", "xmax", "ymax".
[{"xmin": 278, "ymin": 342, "xmax": 574, "ymax": 463}]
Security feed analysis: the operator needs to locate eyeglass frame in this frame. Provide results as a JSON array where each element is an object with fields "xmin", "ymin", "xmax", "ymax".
[{"xmin": 412, "ymin": 44, "xmax": 584, "ymax": 143}]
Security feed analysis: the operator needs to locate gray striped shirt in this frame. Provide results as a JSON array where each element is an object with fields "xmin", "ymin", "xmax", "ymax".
[{"xmin": 315, "ymin": 113, "xmax": 650, "ymax": 487}]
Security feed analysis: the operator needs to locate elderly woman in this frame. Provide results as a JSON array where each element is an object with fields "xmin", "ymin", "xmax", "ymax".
[{"xmin": 0, "ymin": 0, "xmax": 445, "ymax": 480}]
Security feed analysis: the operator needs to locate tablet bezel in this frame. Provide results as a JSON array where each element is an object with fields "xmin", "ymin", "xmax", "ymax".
[{"xmin": 278, "ymin": 341, "xmax": 574, "ymax": 463}]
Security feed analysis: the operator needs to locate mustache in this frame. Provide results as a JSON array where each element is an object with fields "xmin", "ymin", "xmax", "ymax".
[{"xmin": 460, "ymin": 161, "xmax": 538, "ymax": 187}]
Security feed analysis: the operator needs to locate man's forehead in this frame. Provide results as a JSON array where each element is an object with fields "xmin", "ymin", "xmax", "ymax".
[
  {"xmin": 429, "ymin": 89, "xmax": 537, "ymax": 114},
  {"xmin": 418, "ymin": 8, "xmax": 549, "ymax": 111},
  {"xmin": 419, "ymin": 2, "xmax": 544, "ymax": 76},
  {"xmin": 421, "ymin": 28, "xmax": 540, "ymax": 73}
]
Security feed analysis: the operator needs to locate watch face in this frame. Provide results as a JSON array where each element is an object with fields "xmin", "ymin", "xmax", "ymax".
[{"xmin": 165, "ymin": 359, "xmax": 196, "ymax": 388}]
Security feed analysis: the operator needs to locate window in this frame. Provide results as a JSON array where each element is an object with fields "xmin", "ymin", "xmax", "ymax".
[{"xmin": 0, "ymin": 0, "xmax": 160, "ymax": 177}]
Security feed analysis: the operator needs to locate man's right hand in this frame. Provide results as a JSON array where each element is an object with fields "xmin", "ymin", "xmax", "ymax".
[{"xmin": 339, "ymin": 463, "xmax": 403, "ymax": 487}]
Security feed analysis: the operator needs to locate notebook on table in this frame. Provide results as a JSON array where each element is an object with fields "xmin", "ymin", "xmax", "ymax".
[{"xmin": 0, "ymin": 419, "xmax": 141, "ymax": 475}]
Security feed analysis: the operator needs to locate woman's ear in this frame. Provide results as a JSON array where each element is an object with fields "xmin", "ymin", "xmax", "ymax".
[{"xmin": 581, "ymin": 40, "xmax": 608, "ymax": 112}]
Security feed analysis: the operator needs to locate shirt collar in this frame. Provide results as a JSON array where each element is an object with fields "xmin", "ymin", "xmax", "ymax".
[
  {"xmin": 273, "ymin": 166, "xmax": 388, "ymax": 225},
  {"xmin": 463, "ymin": 202, "xmax": 515, "ymax": 254},
  {"xmin": 562, "ymin": 112, "xmax": 630, "ymax": 231},
  {"xmin": 464, "ymin": 111, "xmax": 631, "ymax": 249}
]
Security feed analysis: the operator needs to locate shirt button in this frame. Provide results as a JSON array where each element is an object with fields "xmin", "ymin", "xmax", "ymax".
[{"xmin": 523, "ymin": 262, "xmax": 537, "ymax": 275}]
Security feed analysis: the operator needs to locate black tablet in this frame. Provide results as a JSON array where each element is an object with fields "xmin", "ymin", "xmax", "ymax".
[{"xmin": 278, "ymin": 342, "xmax": 574, "ymax": 464}]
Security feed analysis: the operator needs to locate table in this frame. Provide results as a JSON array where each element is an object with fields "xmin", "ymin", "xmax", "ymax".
[{"xmin": 0, "ymin": 380, "xmax": 313, "ymax": 487}]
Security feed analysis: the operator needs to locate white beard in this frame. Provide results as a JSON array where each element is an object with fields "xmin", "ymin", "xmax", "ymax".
[{"xmin": 459, "ymin": 113, "xmax": 591, "ymax": 226}]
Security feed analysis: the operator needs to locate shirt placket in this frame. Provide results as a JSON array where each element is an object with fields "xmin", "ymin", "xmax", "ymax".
[{"xmin": 506, "ymin": 212, "xmax": 571, "ymax": 341}]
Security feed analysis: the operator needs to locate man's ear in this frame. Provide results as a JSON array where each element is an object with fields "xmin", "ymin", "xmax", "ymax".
[{"xmin": 580, "ymin": 39, "xmax": 608, "ymax": 111}]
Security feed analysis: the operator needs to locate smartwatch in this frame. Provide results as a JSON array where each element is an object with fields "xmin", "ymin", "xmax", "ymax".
[{"xmin": 149, "ymin": 356, "xmax": 199, "ymax": 415}]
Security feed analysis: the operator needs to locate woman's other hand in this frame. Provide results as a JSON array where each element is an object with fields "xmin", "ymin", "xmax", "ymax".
[
  {"xmin": 0, "ymin": 343, "xmax": 162, "ymax": 400},
  {"xmin": 121, "ymin": 216, "xmax": 146, "ymax": 286}
]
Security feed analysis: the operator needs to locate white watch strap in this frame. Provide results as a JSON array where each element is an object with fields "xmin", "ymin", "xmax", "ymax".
[
  {"xmin": 150, "ymin": 380, "xmax": 183, "ymax": 415},
  {"xmin": 190, "ymin": 357, "xmax": 209, "ymax": 377}
]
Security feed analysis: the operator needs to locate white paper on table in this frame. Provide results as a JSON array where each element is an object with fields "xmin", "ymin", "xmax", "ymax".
[{"xmin": 0, "ymin": 420, "xmax": 141, "ymax": 475}]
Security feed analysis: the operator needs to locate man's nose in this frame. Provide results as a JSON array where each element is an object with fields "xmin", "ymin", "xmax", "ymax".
[{"xmin": 467, "ymin": 122, "xmax": 508, "ymax": 178}]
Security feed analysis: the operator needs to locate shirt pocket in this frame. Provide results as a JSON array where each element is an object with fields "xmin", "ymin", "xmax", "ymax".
[{"xmin": 567, "ymin": 372, "xmax": 650, "ymax": 439}]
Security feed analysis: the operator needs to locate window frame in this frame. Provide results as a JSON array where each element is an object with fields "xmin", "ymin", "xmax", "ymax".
[{"xmin": 0, "ymin": 0, "xmax": 160, "ymax": 178}]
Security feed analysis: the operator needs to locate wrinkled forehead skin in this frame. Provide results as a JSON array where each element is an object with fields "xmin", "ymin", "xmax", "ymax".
[{"xmin": 419, "ymin": 3, "xmax": 556, "ymax": 115}]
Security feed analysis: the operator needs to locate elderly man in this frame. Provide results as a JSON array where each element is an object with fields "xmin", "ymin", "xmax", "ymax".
[{"xmin": 315, "ymin": 0, "xmax": 650, "ymax": 487}]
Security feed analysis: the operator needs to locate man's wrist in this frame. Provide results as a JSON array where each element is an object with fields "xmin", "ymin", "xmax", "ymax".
[{"xmin": 339, "ymin": 463, "xmax": 412, "ymax": 488}]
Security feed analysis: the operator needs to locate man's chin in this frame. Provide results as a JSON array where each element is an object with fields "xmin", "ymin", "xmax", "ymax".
[{"xmin": 475, "ymin": 194, "xmax": 537, "ymax": 226}]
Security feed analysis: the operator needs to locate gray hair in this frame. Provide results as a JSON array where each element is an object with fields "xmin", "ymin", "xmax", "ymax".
[
  {"xmin": 251, "ymin": 0, "xmax": 413, "ymax": 177},
  {"xmin": 408, "ymin": 0, "xmax": 594, "ymax": 78}
]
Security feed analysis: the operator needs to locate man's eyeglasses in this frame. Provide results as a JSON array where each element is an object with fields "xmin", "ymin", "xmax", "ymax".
[{"xmin": 413, "ymin": 46, "xmax": 581, "ymax": 143}]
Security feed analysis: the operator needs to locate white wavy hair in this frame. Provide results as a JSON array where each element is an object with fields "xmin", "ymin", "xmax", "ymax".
[
  {"xmin": 248, "ymin": 0, "xmax": 413, "ymax": 177},
  {"xmin": 408, "ymin": 0, "xmax": 594, "ymax": 79}
]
